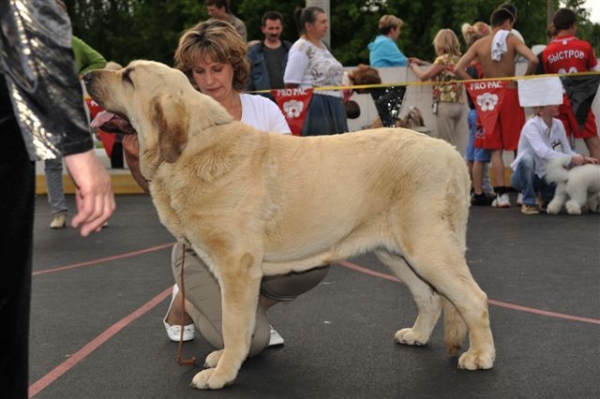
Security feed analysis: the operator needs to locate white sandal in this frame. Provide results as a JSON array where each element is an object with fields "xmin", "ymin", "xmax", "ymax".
[
  {"xmin": 268, "ymin": 325, "xmax": 284, "ymax": 347},
  {"xmin": 163, "ymin": 284, "xmax": 195, "ymax": 342}
]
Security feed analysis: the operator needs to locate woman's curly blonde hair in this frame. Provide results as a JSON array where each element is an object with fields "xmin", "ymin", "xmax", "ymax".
[{"xmin": 174, "ymin": 19, "xmax": 250, "ymax": 92}]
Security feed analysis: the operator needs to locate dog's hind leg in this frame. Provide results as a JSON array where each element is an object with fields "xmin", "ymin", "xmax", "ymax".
[
  {"xmin": 390, "ymin": 209, "xmax": 495, "ymax": 370},
  {"xmin": 587, "ymin": 194, "xmax": 600, "ymax": 213},
  {"xmin": 375, "ymin": 250, "xmax": 442, "ymax": 346},
  {"xmin": 565, "ymin": 186, "xmax": 586, "ymax": 214},
  {"xmin": 404, "ymin": 238, "xmax": 495, "ymax": 370},
  {"xmin": 191, "ymin": 251, "xmax": 263, "ymax": 390}
]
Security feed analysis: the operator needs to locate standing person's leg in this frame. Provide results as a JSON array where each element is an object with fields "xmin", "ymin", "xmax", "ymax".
[
  {"xmin": 490, "ymin": 149, "xmax": 509, "ymax": 206},
  {"xmin": 559, "ymin": 102, "xmax": 600, "ymax": 159},
  {"xmin": 0, "ymin": 78, "xmax": 35, "ymax": 397},
  {"xmin": 465, "ymin": 108, "xmax": 477, "ymax": 181},
  {"xmin": 482, "ymin": 163, "xmax": 494, "ymax": 195},
  {"xmin": 435, "ymin": 102, "xmax": 455, "ymax": 144},
  {"xmin": 581, "ymin": 111, "xmax": 600, "ymax": 160},
  {"xmin": 44, "ymin": 157, "xmax": 68, "ymax": 228}
]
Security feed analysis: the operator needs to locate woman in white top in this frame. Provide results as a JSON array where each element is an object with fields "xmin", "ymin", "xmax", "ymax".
[
  {"xmin": 284, "ymin": 6, "xmax": 348, "ymax": 136},
  {"xmin": 122, "ymin": 20, "xmax": 330, "ymax": 355}
]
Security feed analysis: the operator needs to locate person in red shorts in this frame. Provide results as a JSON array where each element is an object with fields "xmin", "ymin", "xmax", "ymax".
[
  {"xmin": 540, "ymin": 8, "xmax": 600, "ymax": 159},
  {"xmin": 455, "ymin": 7, "xmax": 538, "ymax": 208}
]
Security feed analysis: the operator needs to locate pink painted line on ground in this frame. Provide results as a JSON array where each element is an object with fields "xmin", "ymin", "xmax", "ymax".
[
  {"xmin": 337, "ymin": 260, "xmax": 600, "ymax": 325},
  {"xmin": 28, "ymin": 287, "xmax": 172, "ymax": 398},
  {"xmin": 32, "ymin": 242, "xmax": 175, "ymax": 276}
]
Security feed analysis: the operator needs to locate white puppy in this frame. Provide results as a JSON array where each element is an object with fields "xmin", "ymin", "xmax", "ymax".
[{"xmin": 546, "ymin": 155, "xmax": 600, "ymax": 215}]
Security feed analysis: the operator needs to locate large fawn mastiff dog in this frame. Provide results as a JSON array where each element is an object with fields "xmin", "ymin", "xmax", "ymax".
[{"xmin": 84, "ymin": 61, "xmax": 495, "ymax": 389}]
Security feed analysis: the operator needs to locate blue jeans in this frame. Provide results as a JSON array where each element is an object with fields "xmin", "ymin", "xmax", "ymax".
[
  {"xmin": 510, "ymin": 154, "xmax": 555, "ymax": 205},
  {"xmin": 465, "ymin": 109, "xmax": 491, "ymax": 163}
]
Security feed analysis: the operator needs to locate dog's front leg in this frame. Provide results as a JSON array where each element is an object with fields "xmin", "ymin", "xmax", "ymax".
[
  {"xmin": 191, "ymin": 253, "xmax": 262, "ymax": 390},
  {"xmin": 547, "ymin": 183, "xmax": 568, "ymax": 214}
]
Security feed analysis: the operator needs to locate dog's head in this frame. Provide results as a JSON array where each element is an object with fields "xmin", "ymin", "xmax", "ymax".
[
  {"xmin": 84, "ymin": 60, "xmax": 232, "ymax": 178},
  {"xmin": 347, "ymin": 64, "xmax": 381, "ymax": 94},
  {"xmin": 403, "ymin": 106, "xmax": 425, "ymax": 129}
]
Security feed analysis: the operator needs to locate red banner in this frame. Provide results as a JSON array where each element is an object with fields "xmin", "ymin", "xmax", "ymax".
[
  {"xmin": 272, "ymin": 88, "xmax": 313, "ymax": 136},
  {"xmin": 465, "ymin": 80, "xmax": 508, "ymax": 142}
]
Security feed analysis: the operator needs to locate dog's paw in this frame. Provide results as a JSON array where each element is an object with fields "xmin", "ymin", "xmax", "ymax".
[
  {"xmin": 394, "ymin": 328, "xmax": 429, "ymax": 346},
  {"xmin": 204, "ymin": 350, "xmax": 223, "ymax": 368},
  {"xmin": 458, "ymin": 348, "xmax": 495, "ymax": 370},
  {"xmin": 546, "ymin": 200, "xmax": 561, "ymax": 215},
  {"xmin": 190, "ymin": 368, "xmax": 234, "ymax": 390},
  {"xmin": 565, "ymin": 201, "xmax": 582, "ymax": 215}
]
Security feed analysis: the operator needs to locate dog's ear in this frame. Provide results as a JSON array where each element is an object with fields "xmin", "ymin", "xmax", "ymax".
[{"xmin": 153, "ymin": 95, "xmax": 188, "ymax": 163}]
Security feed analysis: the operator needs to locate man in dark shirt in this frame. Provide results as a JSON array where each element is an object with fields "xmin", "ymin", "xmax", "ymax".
[{"xmin": 247, "ymin": 11, "xmax": 292, "ymax": 101}]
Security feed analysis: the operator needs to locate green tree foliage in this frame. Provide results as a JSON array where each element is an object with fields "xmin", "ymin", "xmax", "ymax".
[
  {"xmin": 68, "ymin": 0, "xmax": 204, "ymax": 65},
  {"xmin": 65, "ymin": 0, "xmax": 599, "ymax": 68}
]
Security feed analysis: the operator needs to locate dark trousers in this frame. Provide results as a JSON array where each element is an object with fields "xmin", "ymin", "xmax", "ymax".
[{"xmin": 0, "ymin": 75, "xmax": 35, "ymax": 398}]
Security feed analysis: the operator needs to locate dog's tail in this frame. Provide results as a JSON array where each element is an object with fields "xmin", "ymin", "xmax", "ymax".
[
  {"xmin": 545, "ymin": 155, "xmax": 572, "ymax": 184},
  {"xmin": 442, "ymin": 298, "xmax": 467, "ymax": 356}
]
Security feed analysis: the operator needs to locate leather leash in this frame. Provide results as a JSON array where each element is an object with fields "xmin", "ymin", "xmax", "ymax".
[{"xmin": 176, "ymin": 242, "xmax": 196, "ymax": 366}]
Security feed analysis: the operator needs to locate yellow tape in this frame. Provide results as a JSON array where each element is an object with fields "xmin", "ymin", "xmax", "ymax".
[{"xmin": 248, "ymin": 70, "xmax": 600, "ymax": 94}]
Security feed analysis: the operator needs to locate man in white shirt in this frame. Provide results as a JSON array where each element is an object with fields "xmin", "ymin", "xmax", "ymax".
[{"xmin": 510, "ymin": 77, "xmax": 598, "ymax": 214}]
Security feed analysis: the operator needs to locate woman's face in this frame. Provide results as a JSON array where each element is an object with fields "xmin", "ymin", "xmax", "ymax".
[
  {"xmin": 191, "ymin": 56, "xmax": 235, "ymax": 102},
  {"xmin": 307, "ymin": 12, "xmax": 328, "ymax": 39}
]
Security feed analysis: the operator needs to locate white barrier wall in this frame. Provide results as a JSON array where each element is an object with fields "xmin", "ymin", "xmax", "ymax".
[{"xmin": 344, "ymin": 65, "xmax": 600, "ymax": 158}]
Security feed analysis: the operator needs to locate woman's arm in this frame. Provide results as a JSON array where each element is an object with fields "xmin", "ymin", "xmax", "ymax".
[
  {"xmin": 283, "ymin": 45, "xmax": 309, "ymax": 87},
  {"xmin": 409, "ymin": 61, "xmax": 445, "ymax": 81}
]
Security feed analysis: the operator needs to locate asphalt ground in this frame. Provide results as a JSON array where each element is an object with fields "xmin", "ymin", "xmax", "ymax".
[{"xmin": 29, "ymin": 194, "xmax": 600, "ymax": 398}]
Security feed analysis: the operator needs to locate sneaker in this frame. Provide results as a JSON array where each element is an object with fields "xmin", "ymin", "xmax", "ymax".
[
  {"xmin": 521, "ymin": 204, "xmax": 540, "ymax": 215},
  {"xmin": 516, "ymin": 193, "xmax": 523, "ymax": 205},
  {"xmin": 268, "ymin": 325, "xmax": 284, "ymax": 347},
  {"xmin": 50, "ymin": 212, "xmax": 67, "ymax": 229},
  {"xmin": 491, "ymin": 193, "xmax": 511, "ymax": 208},
  {"xmin": 471, "ymin": 193, "xmax": 494, "ymax": 206}
]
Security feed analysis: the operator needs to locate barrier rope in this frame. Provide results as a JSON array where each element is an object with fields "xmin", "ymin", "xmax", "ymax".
[{"xmin": 248, "ymin": 70, "xmax": 600, "ymax": 94}]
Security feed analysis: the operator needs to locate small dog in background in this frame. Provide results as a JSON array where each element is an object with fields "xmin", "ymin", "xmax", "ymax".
[
  {"xmin": 402, "ymin": 106, "xmax": 425, "ymax": 129},
  {"xmin": 545, "ymin": 155, "xmax": 600, "ymax": 215},
  {"xmin": 347, "ymin": 64, "xmax": 426, "ymax": 131},
  {"xmin": 370, "ymin": 106, "xmax": 426, "ymax": 130}
]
